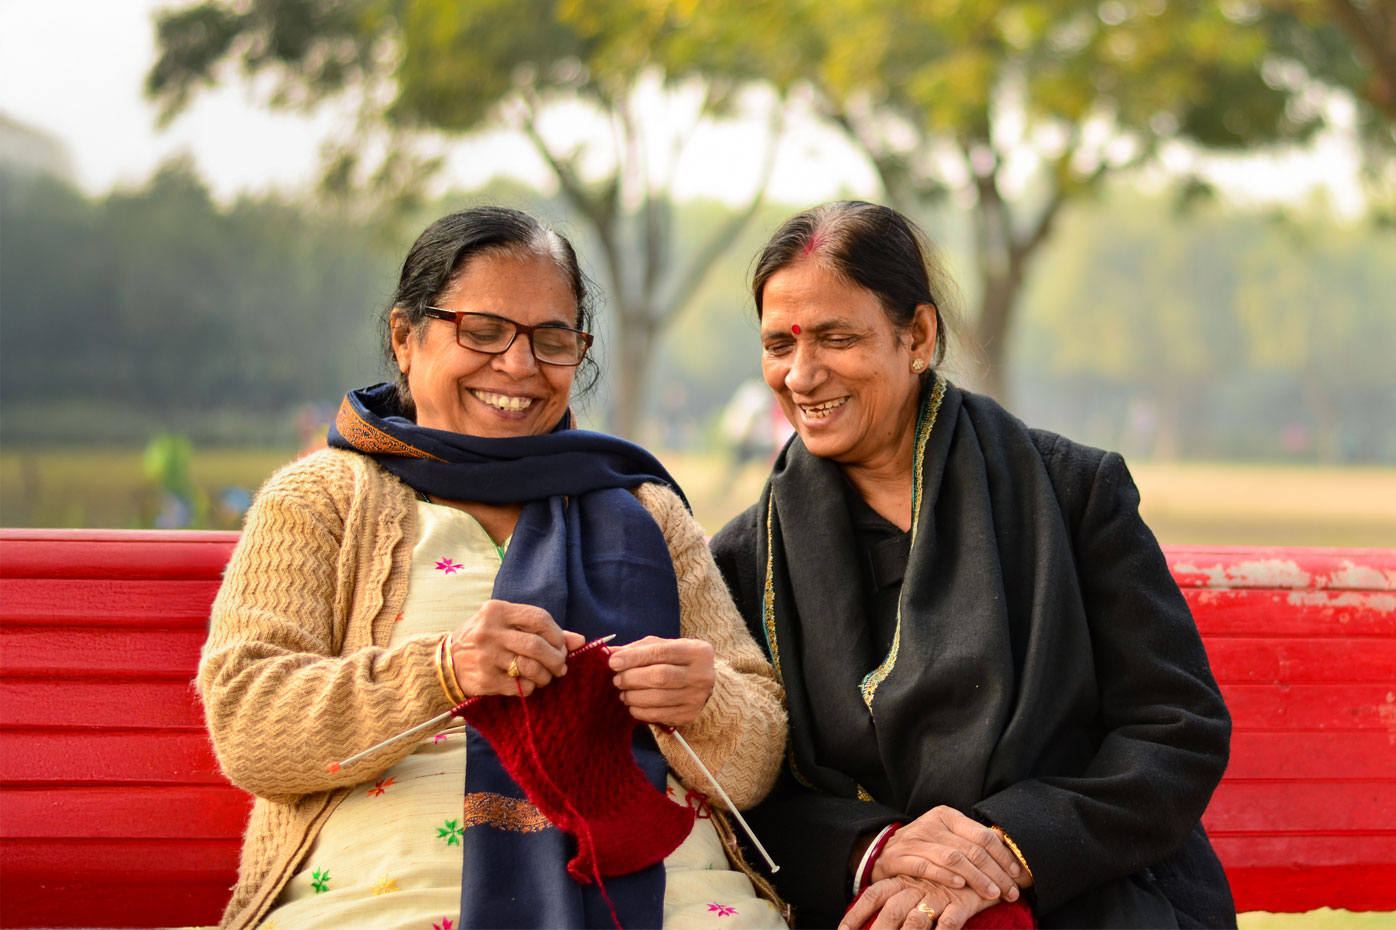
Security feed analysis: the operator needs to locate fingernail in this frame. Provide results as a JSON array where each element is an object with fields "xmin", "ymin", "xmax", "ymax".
[
  {"xmin": 987, "ymin": 884, "xmax": 1000, "ymax": 898},
  {"xmin": 953, "ymin": 877, "xmax": 965, "ymax": 887},
  {"xmin": 1007, "ymin": 886, "xmax": 1019, "ymax": 901}
]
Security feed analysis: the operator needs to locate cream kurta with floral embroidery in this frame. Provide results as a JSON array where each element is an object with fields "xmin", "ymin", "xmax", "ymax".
[{"xmin": 260, "ymin": 501, "xmax": 784, "ymax": 930}]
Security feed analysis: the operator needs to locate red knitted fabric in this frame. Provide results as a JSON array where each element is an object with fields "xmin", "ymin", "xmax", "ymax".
[
  {"xmin": 458, "ymin": 642, "xmax": 696, "ymax": 883},
  {"xmin": 852, "ymin": 895, "xmax": 1036, "ymax": 929}
]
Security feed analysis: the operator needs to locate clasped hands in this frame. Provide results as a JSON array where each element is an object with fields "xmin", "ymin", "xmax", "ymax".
[
  {"xmin": 446, "ymin": 599, "xmax": 714, "ymax": 727},
  {"xmin": 840, "ymin": 806, "xmax": 1030, "ymax": 930}
]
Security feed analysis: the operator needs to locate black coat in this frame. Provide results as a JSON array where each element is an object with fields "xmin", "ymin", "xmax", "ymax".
[{"xmin": 711, "ymin": 381, "xmax": 1235, "ymax": 929}]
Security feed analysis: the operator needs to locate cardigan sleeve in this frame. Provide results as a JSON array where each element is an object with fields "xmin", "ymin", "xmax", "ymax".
[
  {"xmin": 635, "ymin": 483, "xmax": 787, "ymax": 811},
  {"xmin": 199, "ymin": 455, "xmax": 452, "ymax": 803},
  {"xmin": 971, "ymin": 449, "xmax": 1232, "ymax": 913}
]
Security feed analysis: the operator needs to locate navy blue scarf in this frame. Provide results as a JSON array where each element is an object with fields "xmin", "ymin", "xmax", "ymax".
[{"xmin": 329, "ymin": 383, "xmax": 686, "ymax": 928}]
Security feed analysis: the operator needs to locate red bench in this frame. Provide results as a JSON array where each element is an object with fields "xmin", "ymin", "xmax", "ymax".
[{"xmin": 1, "ymin": 529, "xmax": 1393, "ymax": 928}]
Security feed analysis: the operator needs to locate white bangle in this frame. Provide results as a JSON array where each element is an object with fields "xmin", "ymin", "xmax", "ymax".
[{"xmin": 852, "ymin": 823, "xmax": 899, "ymax": 898}]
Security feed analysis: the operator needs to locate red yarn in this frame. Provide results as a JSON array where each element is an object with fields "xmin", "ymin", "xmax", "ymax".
[{"xmin": 458, "ymin": 642, "xmax": 696, "ymax": 884}]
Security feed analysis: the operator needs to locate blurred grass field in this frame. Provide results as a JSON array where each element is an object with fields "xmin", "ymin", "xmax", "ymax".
[{"xmin": 1, "ymin": 446, "xmax": 1394, "ymax": 548}]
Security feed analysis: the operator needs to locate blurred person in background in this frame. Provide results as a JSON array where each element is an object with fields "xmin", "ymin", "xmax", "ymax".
[
  {"xmin": 201, "ymin": 206, "xmax": 788, "ymax": 930},
  {"xmin": 711, "ymin": 201, "xmax": 1234, "ymax": 930}
]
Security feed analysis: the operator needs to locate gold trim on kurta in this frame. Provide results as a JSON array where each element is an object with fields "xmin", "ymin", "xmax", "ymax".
[
  {"xmin": 462, "ymin": 792, "xmax": 554, "ymax": 833},
  {"xmin": 859, "ymin": 374, "xmax": 946, "ymax": 710},
  {"xmin": 335, "ymin": 399, "xmax": 447, "ymax": 461}
]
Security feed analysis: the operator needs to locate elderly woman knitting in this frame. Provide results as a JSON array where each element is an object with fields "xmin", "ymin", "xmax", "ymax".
[{"xmin": 200, "ymin": 206, "xmax": 788, "ymax": 930}]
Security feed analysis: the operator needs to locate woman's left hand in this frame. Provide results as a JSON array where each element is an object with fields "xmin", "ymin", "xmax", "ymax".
[
  {"xmin": 839, "ymin": 875, "xmax": 998, "ymax": 930},
  {"xmin": 607, "ymin": 635, "xmax": 715, "ymax": 727}
]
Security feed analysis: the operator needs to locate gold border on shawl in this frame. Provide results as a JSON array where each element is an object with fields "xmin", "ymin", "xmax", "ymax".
[
  {"xmin": 334, "ymin": 399, "xmax": 447, "ymax": 461},
  {"xmin": 859, "ymin": 374, "xmax": 946, "ymax": 710},
  {"xmin": 461, "ymin": 792, "xmax": 554, "ymax": 833},
  {"xmin": 761, "ymin": 495, "xmax": 783, "ymax": 687}
]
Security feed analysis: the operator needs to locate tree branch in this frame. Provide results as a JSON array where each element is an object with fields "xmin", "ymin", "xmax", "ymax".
[
  {"xmin": 1325, "ymin": 0, "xmax": 1396, "ymax": 122},
  {"xmin": 654, "ymin": 95, "xmax": 788, "ymax": 327}
]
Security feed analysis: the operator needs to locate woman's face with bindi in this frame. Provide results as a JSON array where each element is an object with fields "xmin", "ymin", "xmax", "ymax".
[{"xmin": 759, "ymin": 259, "xmax": 932, "ymax": 468}]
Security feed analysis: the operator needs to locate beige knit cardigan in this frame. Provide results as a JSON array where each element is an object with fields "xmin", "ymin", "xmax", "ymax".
[{"xmin": 200, "ymin": 448, "xmax": 787, "ymax": 930}]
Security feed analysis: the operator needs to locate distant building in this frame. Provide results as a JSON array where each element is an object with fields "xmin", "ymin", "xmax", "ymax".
[{"xmin": 0, "ymin": 111, "xmax": 77, "ymax": 186}]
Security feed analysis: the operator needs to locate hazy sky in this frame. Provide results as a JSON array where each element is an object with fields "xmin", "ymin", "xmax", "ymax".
[
  {"xmin": 0, "ymin": 0, "xmax": 1366, "ymax": 213},
  {"xmin": 0, "ymin": 0, "xmax": 876, "ymax": 204}
]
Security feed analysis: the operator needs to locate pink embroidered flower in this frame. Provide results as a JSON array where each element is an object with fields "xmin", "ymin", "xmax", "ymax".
[
  {"xmin": 435, "ymin": 558, "xmax": 463, "ymax": 574},
  {"xmin": 434, "ymin": 733, "xmax": 449, "ymax": 743},
  {"xmin": 395, "ymin": 611, "xmax": 405, "ymax": 622},
  {"xmin": 433, "ymin": 919, "xmax": 454, "ymax": 930},
  {"xmin": 368, "ymin": 777, "xmax": 396, "ymax": 797},
  {"xmin": 707, "ymin": 903, "xmax": 738, "ymax": 917}
]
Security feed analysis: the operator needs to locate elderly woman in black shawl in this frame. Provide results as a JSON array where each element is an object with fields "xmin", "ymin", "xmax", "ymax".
[{"xmin": 710, "ymin": 202, "xmax": 1235, "ymax": 930}]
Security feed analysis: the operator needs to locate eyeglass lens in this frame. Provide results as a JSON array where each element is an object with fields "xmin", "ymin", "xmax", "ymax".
[{"xmin": 457, "ymin": 314, "xmax": 587, "ymax": 365}]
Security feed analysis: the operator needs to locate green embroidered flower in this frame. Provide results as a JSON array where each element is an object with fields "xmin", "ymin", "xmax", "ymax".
[
  {"xmin": 438, "ymin": 818, "xmax": 464, "ymax": 846},
  {"xmin": 310, "ymin": 868, "xmax": 331, "ymax": 893}
]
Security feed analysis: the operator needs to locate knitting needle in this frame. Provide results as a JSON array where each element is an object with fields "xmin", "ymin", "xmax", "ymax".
[
  {"xmin": 666, "ymin": 729, "xmax": 780, "ymax": 873},
  {"xmin": 327, "ymin": 709, "xmax": 459, "ymax": 773},
  {"xmin": 326, "ymin": 633, "xmax": 618, "ymax": 773}
]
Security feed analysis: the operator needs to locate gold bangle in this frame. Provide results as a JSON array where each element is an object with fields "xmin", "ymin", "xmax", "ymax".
[
  {"xmin": 434, "ymin": 635, "xmax": 466, "ymax": 705},
  {"xmin": 991, "ymin": 825, "xmax": 1034, "ymax": 885},
  {"xmin": 433, "ymin": 635, "xmax": 456, "ymax": 705},
  {"xmin": 441, "ymin": 633, "xmax": 468, "ymax": 704}
]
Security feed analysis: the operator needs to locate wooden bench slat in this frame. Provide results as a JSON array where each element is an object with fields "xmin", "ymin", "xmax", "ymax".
[
  {"xmin": 1167, "ymin": 548, "xmax": 1396, "ymax": 591},
  {"xmin": 1219, "ymin": 681, "xmax": 1396, "ymax": 731},
  {"xmin": 0, "ymin": 529, "xmax": 239, "ymax": 580},
  {"xmin": 0, "ymin": 729, "xmax": 226, "ymax": 785},
  {"xmin": 1201, "ymin": 636, "xmax": 1396, "ymax": 683},
  {"xmin": 1225, "ymin": 731, "xmax": 1396, "ymax": 780},
  {"xmin": 0, "ymin": 625, "xmax": 207, "ymax": 679},
  {"xmin": 0, "ymin": 785, "xmax": 251, "ymax": 839},
  {"xmin": 1225, "ymin": 864, "xmax": 1393, "ymax": 913},
  {"xmin": 1185, "ymin": 587, "xmax": 1396, "ymax": 636},
  {"xmin": 1, "ymin": 838, "xmax": 238, "ymax": 929},
  {"xmin": 1204, "ymin": 780, "xmax": 1396, "ymax": 833},
  {"xmin": 0, "ymin": 679, "xmax": 205, "ymax": 729},
  {"xmin": 0, "ymin": 577, "xmax": 222, "ymax": 626}
]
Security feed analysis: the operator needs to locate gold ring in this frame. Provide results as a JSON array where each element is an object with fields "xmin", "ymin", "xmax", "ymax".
[
  {"xmin": 507, "ymin": 657, "xmax": 521, "ymax": 678},
  {"xmin": 916, "ymin": 903, "xmax": 937, "ymax": 920}
]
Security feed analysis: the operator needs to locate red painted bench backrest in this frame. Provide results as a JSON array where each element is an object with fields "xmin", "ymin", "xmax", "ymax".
[
  {"xmin": 1, "ymin": 530, "xmax": 246, "ymax": 930},
  {"xmin": 1, "ymin": 531, "xmax": 1393, "ymax": 927},
  {"xmin": 1172, "ymin": 546, "xmax": 1396, "ymax": 914}
]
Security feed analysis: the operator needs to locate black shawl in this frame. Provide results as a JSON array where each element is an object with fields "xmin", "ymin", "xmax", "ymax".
[{"xmin": 711, "ymin": 377, "xmax": 1235, "ymax": 929}]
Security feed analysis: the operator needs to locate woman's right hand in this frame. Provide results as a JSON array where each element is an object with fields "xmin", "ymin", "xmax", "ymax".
[
  {"xmin": 871, "ymin": 806, "xmax": 1022, "ymax": 904},
  {"xmin": 447, "ymin": 599, "xmax": 586, "ymax": 697}
]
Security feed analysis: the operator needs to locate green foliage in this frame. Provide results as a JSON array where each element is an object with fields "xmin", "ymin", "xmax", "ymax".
[
  {"xmin": 1012, "ymin": 192, "xmax": 1396, "ymax": 462},
  {"xmin": 0, "ymin": 165, "xmax": 393, "ymax": 445}
]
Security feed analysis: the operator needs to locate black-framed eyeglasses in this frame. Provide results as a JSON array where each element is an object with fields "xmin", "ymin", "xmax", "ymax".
[{"xmin": 423, "ymin": 308, "xmax": 593, "ymax": 367}]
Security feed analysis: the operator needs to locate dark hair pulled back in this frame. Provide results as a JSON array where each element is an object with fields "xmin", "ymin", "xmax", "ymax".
[
  {"xmin": 383, "ymin": 206, "xmax": 597, "ymax": 414},
  {"xmin": 751, "ymin": 201, "xmax": 951, "ymax": 368}
]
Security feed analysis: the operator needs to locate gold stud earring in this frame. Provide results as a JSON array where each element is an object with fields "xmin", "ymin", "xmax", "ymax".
[{"xmin": 911, "ymin": 358, "xmax": 926, "ymax": 373}]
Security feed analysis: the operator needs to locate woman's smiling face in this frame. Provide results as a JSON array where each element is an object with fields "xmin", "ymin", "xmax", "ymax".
[
  {"xmin": 392, "ymin": 250, "xmax": 578, "ymax": 438},
  {"xmin": 760, "ymin": 259, "xmax": 930, "ymax": 467}
]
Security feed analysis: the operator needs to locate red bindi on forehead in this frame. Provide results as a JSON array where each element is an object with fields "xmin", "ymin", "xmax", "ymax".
[{"xmin": 791, "ymin": 324, "xmax": 801, "ymax": 335}]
